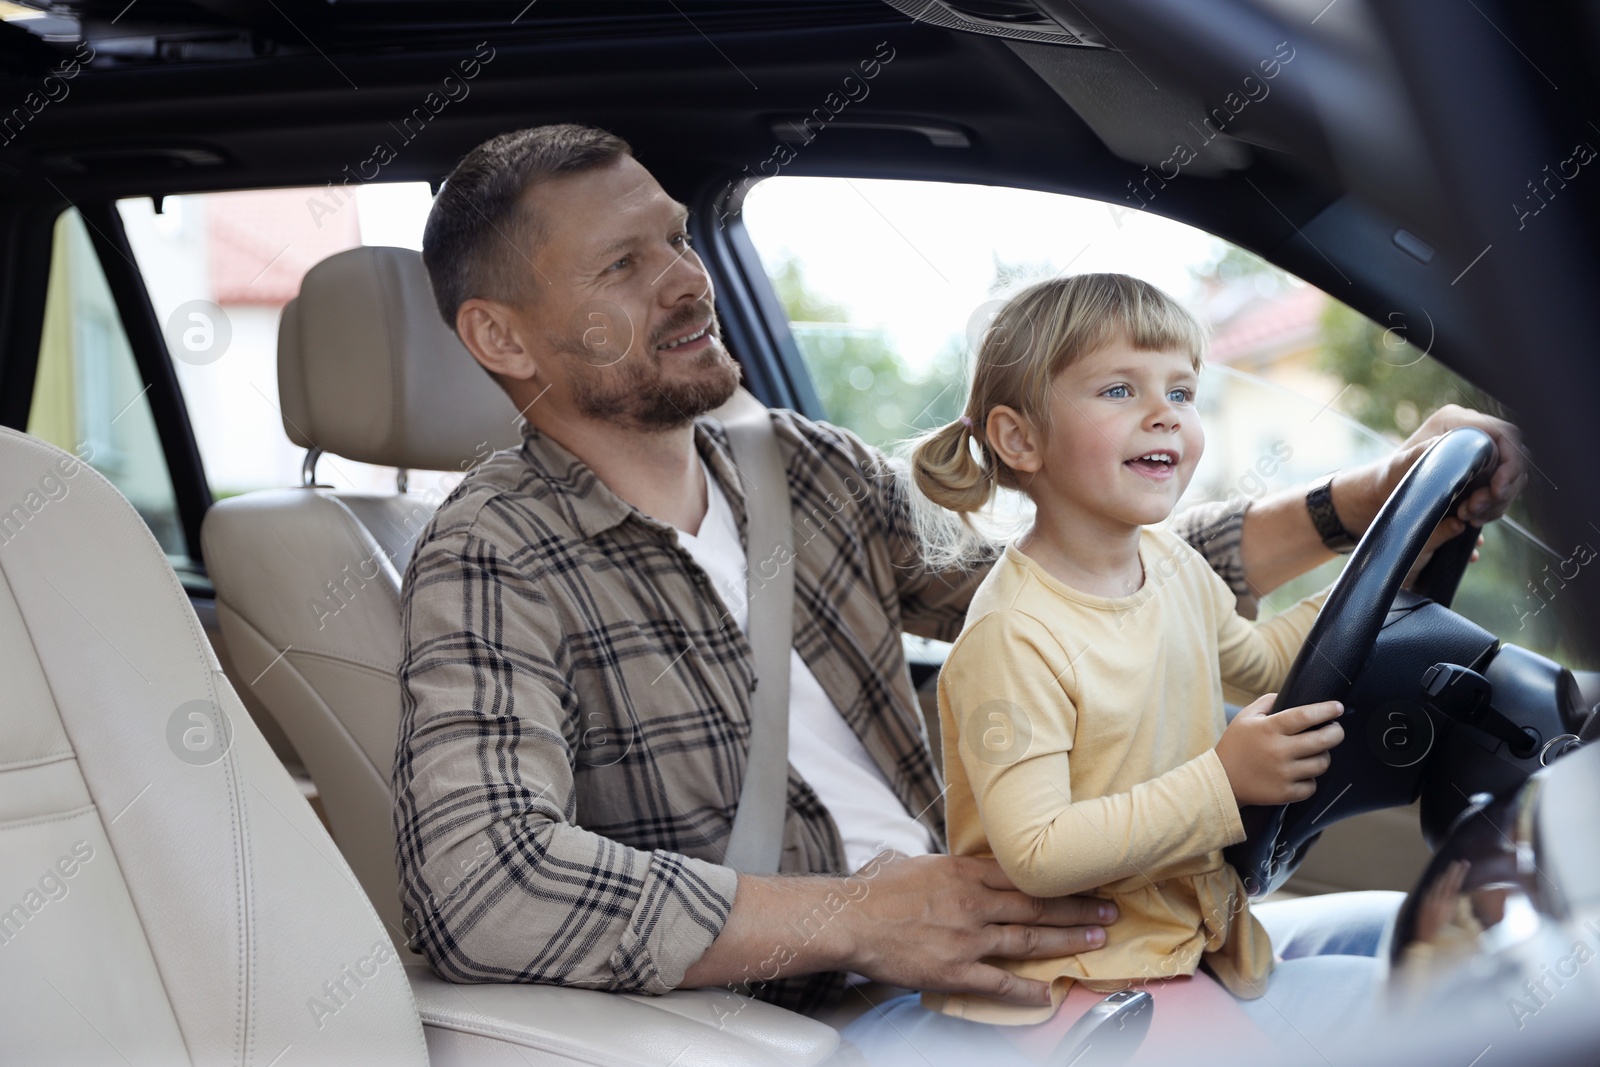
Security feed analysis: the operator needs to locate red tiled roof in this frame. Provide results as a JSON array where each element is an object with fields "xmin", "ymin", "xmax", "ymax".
[
  {"xmin": 207, "ymin": 188, "xmax": 362, "ymax": 307},
  {"xmin": 1207, "ymin": 284, "xmax": 1328, "ymax": 366}
]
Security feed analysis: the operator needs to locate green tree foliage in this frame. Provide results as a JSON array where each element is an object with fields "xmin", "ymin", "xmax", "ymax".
[
  {"xmin": 1316, "ymin": 300, "xmax": 1487, "ymax": 436},
  {"xmin": 1192, "ymin": 247, "xmax": 1583, "ymax": 663},
  {"xmin": 1317, "ymin": 288, "xmax": 1590, "ymax": 662},
  {"xmin": 769, "ymin": 255, "xmax": 961, "ymax": 450},
  {"xmin": 1317, "ymin": 301, "xmax": 1579, "ymax": 660},
  {"xmin": 1195, "ymin": 244, "xmax": 1492, "ymax": 434}
]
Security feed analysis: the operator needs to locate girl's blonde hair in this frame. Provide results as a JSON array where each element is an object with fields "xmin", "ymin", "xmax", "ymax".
[{"xmin": 905, "ymin": 272, "xmax": 1208, "ymax": 569}]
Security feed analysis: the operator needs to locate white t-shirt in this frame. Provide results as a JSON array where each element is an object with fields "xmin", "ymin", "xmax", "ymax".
[{"xmin": 675, "ymin": 455, "xmax": 935, "ymax": 874}]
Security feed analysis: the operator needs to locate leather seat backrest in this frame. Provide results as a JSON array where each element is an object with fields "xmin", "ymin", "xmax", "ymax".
[
  {"xmin": 202, "ymin": 246, "xmax": 521, "ymax": 939},
  {"xmin": 0, "ymin": 425, "xmax": 428, "ymax": 1065}
]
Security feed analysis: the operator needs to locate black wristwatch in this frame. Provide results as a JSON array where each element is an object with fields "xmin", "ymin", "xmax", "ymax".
[{"xmin": 1306, "ymin": 473, "xmax": 1358, "ymax": 553}]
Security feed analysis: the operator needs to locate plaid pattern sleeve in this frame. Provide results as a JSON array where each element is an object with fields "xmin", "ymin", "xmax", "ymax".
[{"xmin": 1168, "ymin": 498, "xmax": 1254, "ymax": 618}]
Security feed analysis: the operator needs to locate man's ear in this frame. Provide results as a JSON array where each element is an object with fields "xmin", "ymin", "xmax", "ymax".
[
  {"xmin": 456, "ymin": 298, "xmax": 538, "ymax": 382},
  {"xmin": 986, "ymin": 404, "xmax": 1041, "ymax": 475}
]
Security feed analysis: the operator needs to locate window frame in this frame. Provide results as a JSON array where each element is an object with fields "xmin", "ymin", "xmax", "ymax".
[
  {"xmin": 0, "ymin": 194, "xmax": 60, "ymax": 431},
  {"xmin": 689, "ymin": 175, "xmax": 825, "ymax": 419},
  {"xmin": 1, "ymin": 196, "xmax": 213, "ymax": 589}
]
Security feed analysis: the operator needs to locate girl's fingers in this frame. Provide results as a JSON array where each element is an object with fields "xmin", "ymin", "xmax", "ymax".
[
  {"xmin": 1288, "ymin": 751, "xmax": 1333, "ymax": 779},
  {"xmin": 1278, "ymin": 700, "xmax": 1343, "ymax": 733},
  {"xmin": 1285, "ymin": 720, "xmax": 1344, "ymax": 757}
]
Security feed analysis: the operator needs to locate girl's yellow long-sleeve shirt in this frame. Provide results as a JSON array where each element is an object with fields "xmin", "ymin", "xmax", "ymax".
[{"xmin": 921, "ymin": 527, "xmax": 1330, "ymax": 1025}]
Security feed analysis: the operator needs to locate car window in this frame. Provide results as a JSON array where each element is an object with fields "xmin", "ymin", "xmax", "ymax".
[
  {"xmin": 116, "ymin": 182, "xmax": 463, "ymax": 503},
  {"xmin": 26, "ymin": 208, "xmax": 185, "ymax": 562},
  {"xmin": 740, "ymin": 177, "xmax": 1578, "ymax": 668}
]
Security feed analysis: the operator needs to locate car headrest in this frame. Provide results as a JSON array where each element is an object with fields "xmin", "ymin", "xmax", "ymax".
[{"xmin": 278, "ymin": 245, "xmax": 523, "ymax": 471}]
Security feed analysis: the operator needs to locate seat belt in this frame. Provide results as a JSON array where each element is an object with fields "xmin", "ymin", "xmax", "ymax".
[{"xmin": 716, "ymin": 390, "xmax": 794, "ymax": 875}]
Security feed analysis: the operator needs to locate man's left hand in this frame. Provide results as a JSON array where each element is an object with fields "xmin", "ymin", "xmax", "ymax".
[
  {"xmin": 1335, "ymin": 404, "xmax": 1528, "ymax": 554},
  {"xmin": 1394, "ymin": 404, "xmax": 1527, "ymax": 527}
]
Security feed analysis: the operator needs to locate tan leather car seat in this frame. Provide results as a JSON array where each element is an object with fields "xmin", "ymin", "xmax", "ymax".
[
  {"xmin": 200, "ymin": 246, "xmax": 522, "ymax": 942},
  {"xmin": 0, "ymin": 424, "xmax": 430, "ymax": 1065}
]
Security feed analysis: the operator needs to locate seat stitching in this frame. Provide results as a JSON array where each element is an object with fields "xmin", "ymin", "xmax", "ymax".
[
  {"xmin": 121, "ymin": 427, "xmax": 252, "ymax": 1063},
  {"xmin": 283, "ymin": 646, "xmax": 400, "ymax": 677},
  {"xmin": 208, "ymin": 671, "xmax": 254, "ymax": 1064},
  {"xmin": 377, "ymin": 252, "xmax": 405, "ymax": 460},
  {"xmin": 417, "ymin": 1011, "xmax": 683, "ymax": 1058},
  {"xmin": 0, "ymin": 802, "xmax": 96, "ymax": 834},
  {"xmin": 0, "ymin": 750, "xmax": 75, "ymax": 771}
]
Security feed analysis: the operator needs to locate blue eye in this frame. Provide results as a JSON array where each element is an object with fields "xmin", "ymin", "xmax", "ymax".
[
  {"xmin": 607, "ymin": 256, "xmax": 630, "ymax": 272},
  {"xmin": 1167, "ymin": 387, "xmax": 1193, "ymax": 404},
  {"xmin": 1103, "ymin": 384, "xmax": 1130, "ymax": 399}
]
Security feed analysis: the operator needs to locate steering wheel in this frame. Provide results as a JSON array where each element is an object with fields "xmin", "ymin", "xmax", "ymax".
[{"xmin": 1225, "ymin": 427, "xmax": 1500, "ymax": 896}]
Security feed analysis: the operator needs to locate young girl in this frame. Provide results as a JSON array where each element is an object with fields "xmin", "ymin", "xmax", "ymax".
[{"xmin": 903, "ymin": 273, "xmax": 1364, "ymax": 1057}]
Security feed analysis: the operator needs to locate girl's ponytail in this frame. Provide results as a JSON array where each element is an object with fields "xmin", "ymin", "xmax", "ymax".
[
  {"xmin": 904, "ymin": 415, "xmax": 1001, "ymax": 571},
  {"xmin": 909, "ymin": 416, "xmax": 993, "ymax": 514}
]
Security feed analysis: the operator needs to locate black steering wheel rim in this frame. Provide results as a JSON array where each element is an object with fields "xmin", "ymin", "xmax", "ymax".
[{"xmin": 1226, "ymin": 427, "xmax": 1500, "ymax": 896}]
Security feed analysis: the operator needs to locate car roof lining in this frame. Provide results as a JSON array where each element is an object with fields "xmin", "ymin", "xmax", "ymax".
[
  {"xmin": 0, "ymin": 20, "xmax": 1330, "ymax": 243},
  {"xmin": 0, "ymin": 3, "xmax": 1470, "ymax": 382}
]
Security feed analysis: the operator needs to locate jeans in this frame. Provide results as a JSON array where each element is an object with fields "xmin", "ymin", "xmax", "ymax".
[{"xmin": 835, "ymin": 890, "xmax": 1403, "ymax": 1066}]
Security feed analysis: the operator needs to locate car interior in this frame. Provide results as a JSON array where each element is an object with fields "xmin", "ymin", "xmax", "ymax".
[{"xmin": 4, "ymin": 1, "xmax": 1600, "ymax": 1065}]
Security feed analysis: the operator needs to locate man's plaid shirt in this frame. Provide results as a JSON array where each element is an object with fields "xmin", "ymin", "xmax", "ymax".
[{"xmin": 393, "ymin": 408, "xmax": 1250, "ymax": 1014}]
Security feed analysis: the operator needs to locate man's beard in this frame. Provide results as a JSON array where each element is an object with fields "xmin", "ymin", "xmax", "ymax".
[{"xmin": 560, "ymin": 304, "xmax": 741, "ymax": 430}]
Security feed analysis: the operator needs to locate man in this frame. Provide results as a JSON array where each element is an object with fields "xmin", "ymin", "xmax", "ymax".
[{"xmin": 395, "ymin": 124, "xmax": 1526, "ymax": 1025}]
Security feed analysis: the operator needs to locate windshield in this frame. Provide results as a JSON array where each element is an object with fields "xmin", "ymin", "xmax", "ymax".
[{"xmin": 740, "ymin": 177, "xmax": 1579, "ymax": 668}]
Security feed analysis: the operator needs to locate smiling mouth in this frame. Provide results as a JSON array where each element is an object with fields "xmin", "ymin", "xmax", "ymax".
[
  {"xmin": 656, "ymin": 321, "xmax": 712, "ymax": 351},
  {"xmin": 1125, "ymin": 451, "xmax": 1178, "ymax": 479}
]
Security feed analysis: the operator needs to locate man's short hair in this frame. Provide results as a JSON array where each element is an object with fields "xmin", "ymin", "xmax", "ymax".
[{"xmin": 422, "ymin": 123, "xmax": 633, "ymax": 332}]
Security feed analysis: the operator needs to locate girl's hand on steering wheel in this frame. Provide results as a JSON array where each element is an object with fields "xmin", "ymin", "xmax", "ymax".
[{"xmin": 1215, "ymin": 693, "xmax": 1345, "ymax": 807}]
